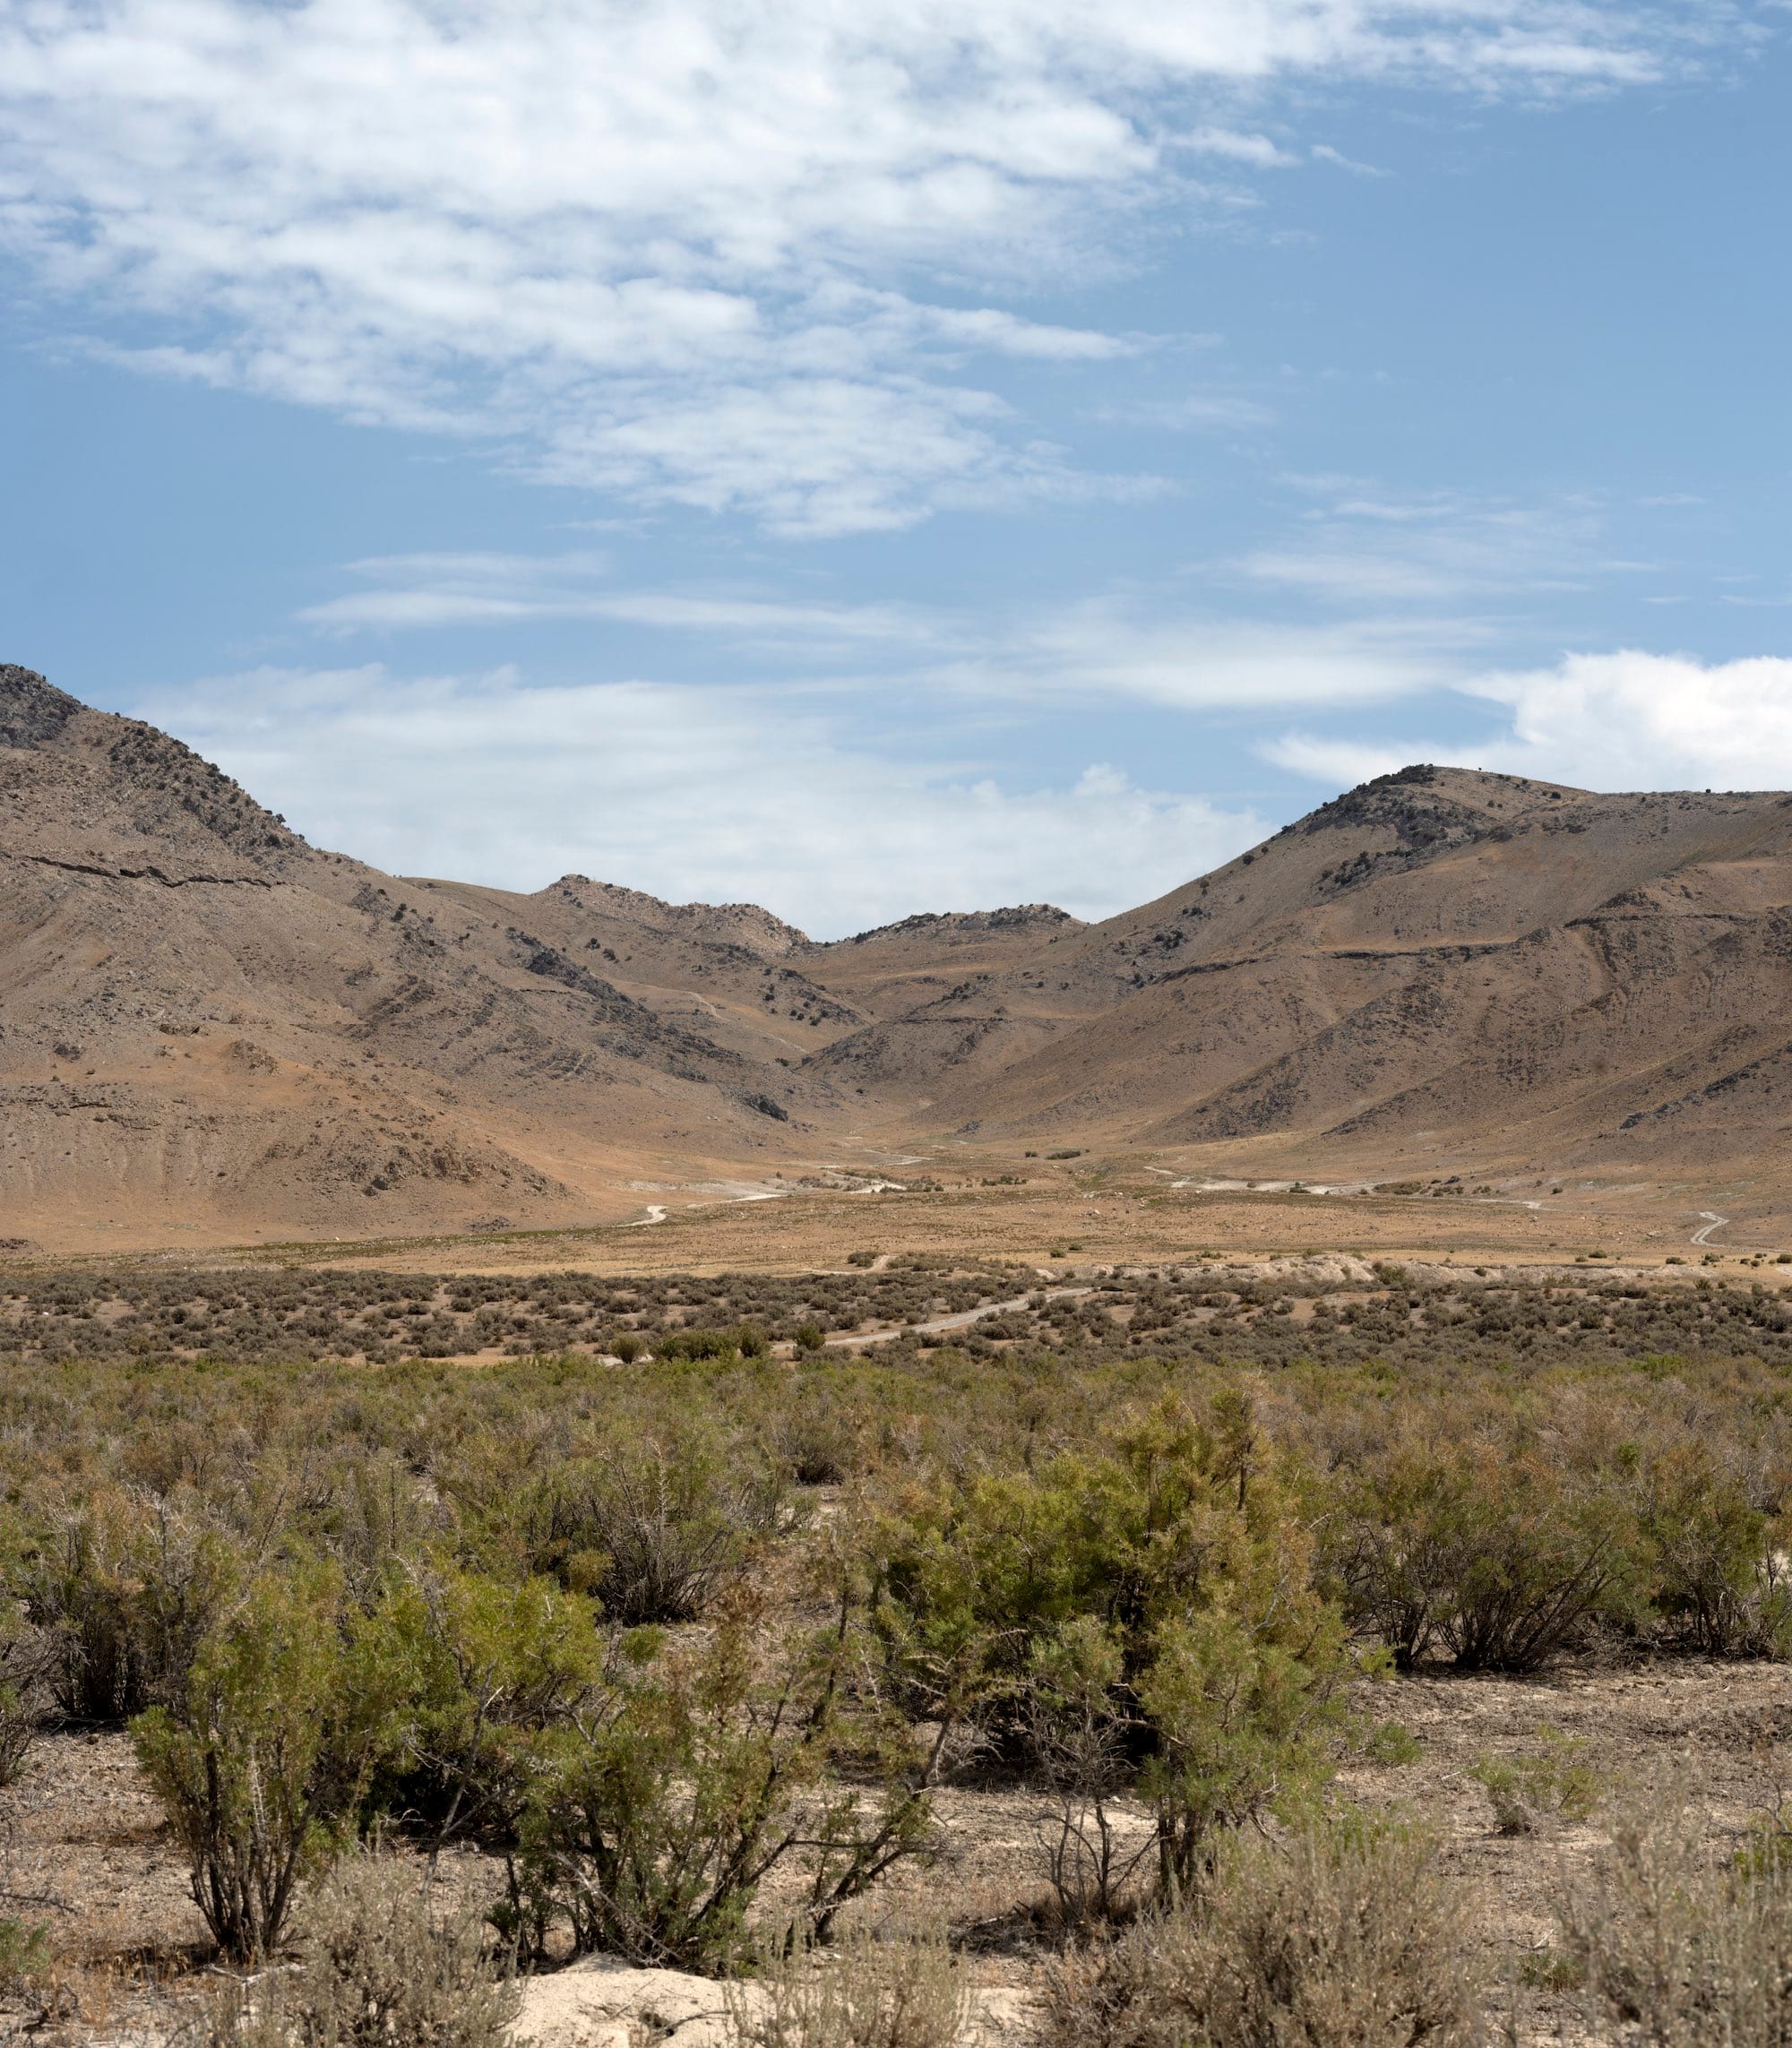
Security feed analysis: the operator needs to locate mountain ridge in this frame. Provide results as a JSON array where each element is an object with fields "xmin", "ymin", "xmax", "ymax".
[{"xmin": 7, "ymin": 663, "xmax": 1792, "ymax": 1247}]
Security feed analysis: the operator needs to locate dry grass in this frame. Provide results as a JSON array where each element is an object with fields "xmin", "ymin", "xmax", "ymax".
[
  {"xmin": 727, "ymin": 1924, "xmax": 971, "ymax": 2048},
  {"xmin": 1037, "ymin": 1818, "xmax": 1484, "ymax": 2048},
  {"xmin": 199, "ymin": 1854, "xmax": 522, "ymax": 2048},
  {"xmin": 1556, "ymin": 1794, "xmax": 1792, "ymax": 2046}
]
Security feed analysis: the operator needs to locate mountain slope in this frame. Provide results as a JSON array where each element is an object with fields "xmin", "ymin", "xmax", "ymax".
[
  {"xmin": 834, "ymin": 765, "xmax": 1792, "ymax": 1177},
  {"xmin": 8, "ymin": 667, "xmax": 1792, "ymax": 1247},
  {"xmin": 0, "ymin": 666, "xmax": 850, "ymax": 1241}
]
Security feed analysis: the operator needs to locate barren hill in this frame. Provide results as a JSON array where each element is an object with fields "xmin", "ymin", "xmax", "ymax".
[
  {"xmin": 810, "ymin": 763, "xmax": 1792, "ymax": 1183},
  {"xmin": 6, "ymin": 664, "xmax": 1792, "ymax": 1247}
]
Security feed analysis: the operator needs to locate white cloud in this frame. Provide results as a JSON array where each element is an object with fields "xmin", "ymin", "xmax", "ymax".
[
  {"xmin": 292, "ymin": 549, "xmax": 1457, "ymax": 710},
  {"xmin": 1261, "ymin": 732, "xmax": 1438, "ymax": 783},
  {"xmin": 298, "ymin": 553, "xmax": 939, "ymax": 642},
  {"xmin": 1464, "ymin": 650, "xmax": 1792, "ymax": 788},
  {"xmin": 1310, "ymin": 142, "xmax": 1389, "ymax": 175},
  {"xmin": 1094, "ymin": 393, "xmax": 1276, "ymax": 430},
  {"xmin": 1237, "ymin": 485, "xmax": 1618, "ymax": 601},
  {"xmin": 134, "ymin": 664, "xmax": 1267, "ymax": 934},
  {"xmin": 997, "ymin": 605, "xmax": 1449, "ymax": 708},
  {"xmin": 528, "ymin": 375, "xmax": 1158, "ymax": 536},
  {"xmin": 0, "ymin": 0, "xmax": 1725, "ymax": 534},
  {"xmin": 1267, "ymin": 650, "xmax": 1792, "ymax": 794},
  {"xmin": 1176, "ymin": 127, "xmax": 1301, "ymax": 167}
]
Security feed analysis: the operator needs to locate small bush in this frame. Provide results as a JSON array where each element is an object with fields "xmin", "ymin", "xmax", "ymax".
[
  {"xmin": 1359, "ymin": 1719, "xmax": 1424, "ymax": 1768},
  {"xmin": 0, "ymin": 1915, "xmax": 48, "ymax": 1995},
  {"xmin": 871, "ymin": 1396, "xmax": 1355, "ymax": 1902},
  {"xmin": 522, "ymin": 1440, "xmax": 787, "ymax": 1624},
  {"xmin": 202, "ymin": 1853, "xmax": 521, "ymax": 2048},
  {"xmin": 354, "ymin": 1562, "xmax": 602, "ymax": 1850},
  {"xmin": 1025, "ymin": 1617, "xmax": 1151, "ymax": 1927},
  {"xmin": 1336, "ymin": 1441, "xmax": 1640, "ymax": 1673},
  {"xmin": 1471, "ymin": 1728, "xmax": 1600, "ymax": 1835},
  {"xmin": 513, "ymin": 1598, "xmax": 934, "ymax": 1971},
  {"xmin": 26, "ymin": 1486, "xmax": 240, "ymax": 1722},
  {"xmin": 1038, "ymin": 1816, "xmax": 1483, "ymax": 2048},
  {"xmin": 1557, "ymin": 1794, "xmax": 1792, "ymax": 2046},
  {"xmin": 133, "ymin": 1563, "xmax": 364, "ymax": 1961},
  {"xmin": 777, "ymin": 1389, "xmax": 860, "ymax": 1487},
  {"xmin": 728, "ymin": 1923, "xmax": 969, "ymax": 2048},
  {"xmin": 1640, "ymin": 1452, "xmax": 1792, "ymax": 1657}
]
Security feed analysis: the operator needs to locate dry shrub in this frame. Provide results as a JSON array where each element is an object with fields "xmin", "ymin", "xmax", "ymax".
[
  {"xmin": 1557, "ymin": 1794, "xmax": 1792, "ymax": 2046},
  {"xmin": 727, "ymin": 1923, "xmax": 969, "ymax": 2048},
  {"xmin": 1037, "ymin": 1817, "xmax": 1483, "ymax": 2048},
  {"xmin": 201, "ymin": 1853, "xmax": 522, "ymax": 2048},
  {"xmin": 0, "ymin": 1686, "xmax": 34, "ymax": 1791}
]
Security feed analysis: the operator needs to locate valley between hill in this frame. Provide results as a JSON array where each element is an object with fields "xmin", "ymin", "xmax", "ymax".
[{"xmin": 9, "ymin": 660, "xmax": 1792, "ymax": 1256}]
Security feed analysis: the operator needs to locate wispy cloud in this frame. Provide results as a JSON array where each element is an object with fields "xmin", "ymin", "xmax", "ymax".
[
  {"xmin": 1175, "ymin": 127, "xmax": 1301, "ymax": 167},
  {"xmin": 0, "ymin": 0, "xmax": 1730, "ymax": 536},
  {"xmin": 295, "ymin": 548, "xmax": 1458, "ymax": 710},
  {"xmin": 1093, "ymin": 393, "xmax": 1277, "ymax": 431},
  {"xmin": 299, "ymin": 554, "xmax": 939, "ymax": 644},
  {"xmin": 1310, "ymin": 142, "xmax": 1389, "ymax": 175},
  {"xmin": 1236, "ymin": 482, "xmax": 1625, "ymax": 601}
]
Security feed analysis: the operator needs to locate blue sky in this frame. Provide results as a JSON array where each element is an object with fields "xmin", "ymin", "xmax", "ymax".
[{"xmin": 3, "ymin": 0, "xmax": 1790, "ymax": 935}]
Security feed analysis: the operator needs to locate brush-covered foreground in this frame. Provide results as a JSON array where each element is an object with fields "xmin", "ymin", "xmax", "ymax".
[{"xmin": 4, "ymin": 1263, "xmax": 1792, "ymax": 2044}]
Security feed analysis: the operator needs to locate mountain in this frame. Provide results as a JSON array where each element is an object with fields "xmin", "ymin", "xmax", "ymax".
[
  {"xmin": 821, "ymin": 764, "xmax": 1792, "ymax": 1182},
  {"xmin": 5, "ymin": 664, "xmax": 1792, "ymax": 1246}
]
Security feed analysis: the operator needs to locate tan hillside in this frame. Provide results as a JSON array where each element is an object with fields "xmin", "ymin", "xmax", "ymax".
[{"xmin": 7, "ymin": 664, "xmax": 1792, "ymax": 1247}]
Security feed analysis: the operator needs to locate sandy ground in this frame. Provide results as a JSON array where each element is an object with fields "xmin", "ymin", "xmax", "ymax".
[
  {"xmin": 8, "ymin": 1657, "xmax": 1791, "ymax": 2045},
  {"xmin": 12, "ymin": 1162, "xmax": 1786, "ymax": 1286}
]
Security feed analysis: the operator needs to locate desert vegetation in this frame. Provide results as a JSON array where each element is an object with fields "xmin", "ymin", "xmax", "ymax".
[
  {"xmin": 5, "ymin": 1255, "xmax": 1792, "ymax": 1368},
  {"xmin": 4, "ymin": 1261, "xmax": 1792, "ymax": 2041}
]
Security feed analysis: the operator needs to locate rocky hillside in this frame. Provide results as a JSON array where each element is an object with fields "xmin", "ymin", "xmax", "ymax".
[
  {"xmin": 825, "ymin": 763, "xmax": 1792, "ymax": 1182},
  {"xmin": 7, "ymin": 664, "xmax": 1792, "ymax": 1245}
]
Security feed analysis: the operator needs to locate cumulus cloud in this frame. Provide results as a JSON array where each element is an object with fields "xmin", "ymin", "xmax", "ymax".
[
  {"xmin": 0, "ymin": 0, "xmax": 1723, "ymax": 534},
  {"xmin": 1266, "ymin": 650, "xmax": 1792, "ymax": 794},
  {"xmin": 134, "ymin": 665, "xmax": 1267, "ymax": 934}
]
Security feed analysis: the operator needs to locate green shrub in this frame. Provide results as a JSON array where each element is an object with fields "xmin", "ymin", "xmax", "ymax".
[
  {"xmin": 1639, "ymin": 1450, "xmax": 1792, "ymax": 1657},
  {"xmin": 1359, "ymin": 1719, "xmax": 1424, "ymax": 1768},
  {"xmin": 25, "ymin": 1485, "xmax": 242, "ymax": 1721},
  {"xmin": 658, "ymin": 1328, "xmax": 741, "ymax": 1364},
  {"xmin": 1336, "ymin": 1441, "xmax": 1641, "ymax": 1673},
  {"xmin": 353, "ymin": 1561, "xmax": 603, "ymax": 1849},
  {"xmin": 775, "ymin": 1385, "xmax": 861, "ymax": 1487},
  {"xmin": 0, "ymin": 1915, "xmax": 48, "ymax": 1995},
  {"xmin": 512, "ymin": 1597, "xmax": 934, "ymax": 1970},
  {"xmin": 1471, "ymin": 1727, "xmax": 1601, "ymax": 1835},
  {"xmin": 133, "ymin": 1562, "xmax": 366, "ymax": 1961},
  {"xmin": 1025, "ymin": 1616, "xmax": 1151, "ymax": 1926},
  {"xmin": 870, "ymin": 1395, "xmax": 1356, "ymax": 1898},
  {"xmin": 1038, "ymin": 1816, "xmax": 1483, "ymax": 2048},
  {"xmin": 526, "ymin": 1441, "xmax": 788, "ymax": 1624}
]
